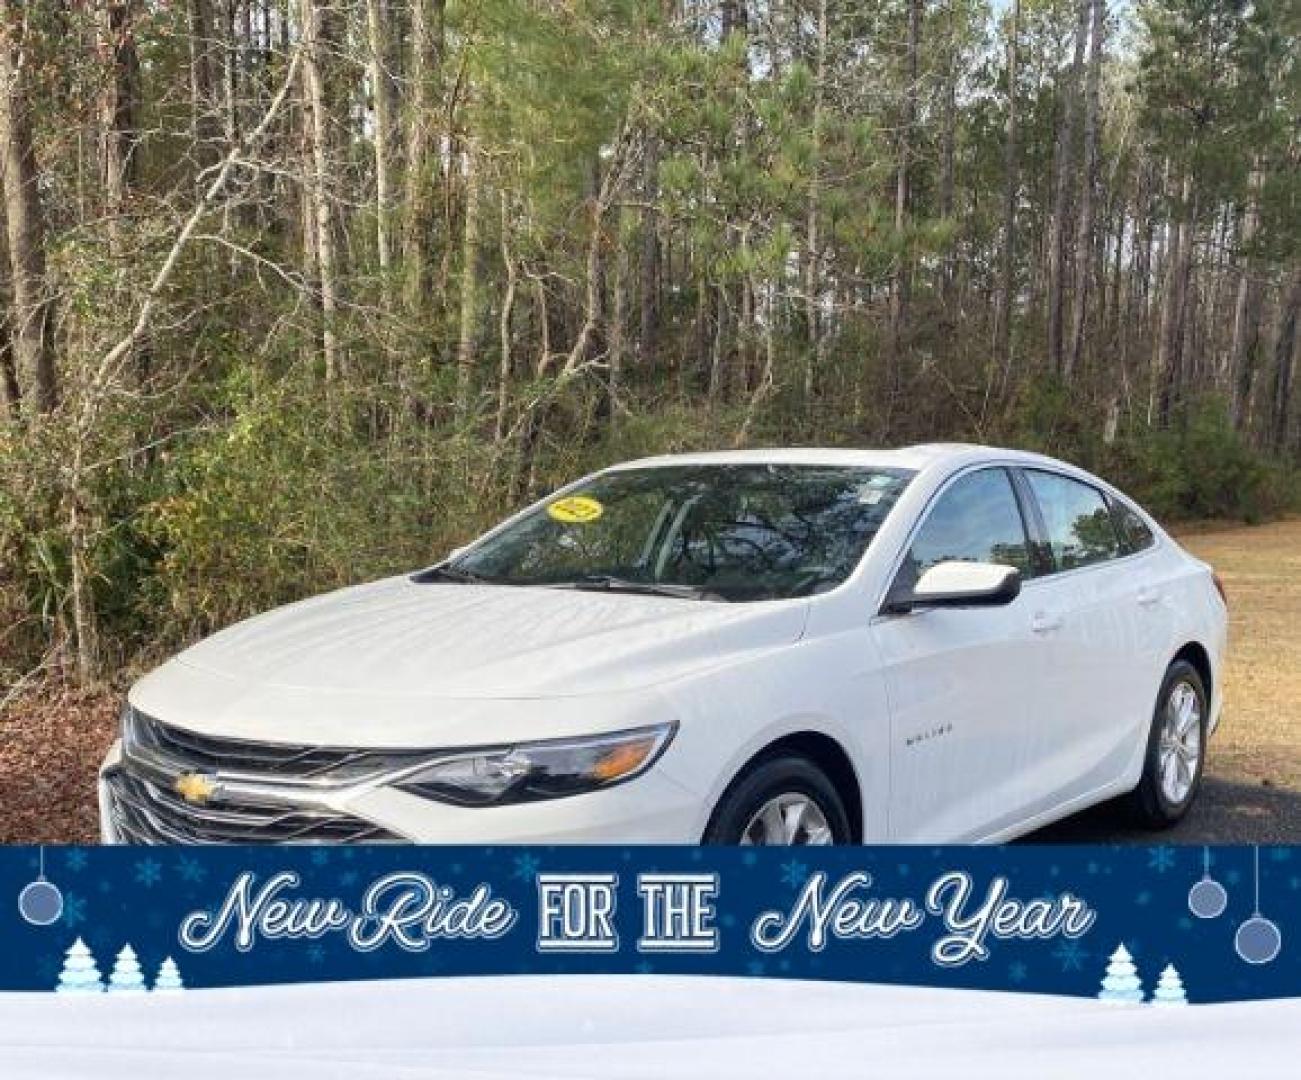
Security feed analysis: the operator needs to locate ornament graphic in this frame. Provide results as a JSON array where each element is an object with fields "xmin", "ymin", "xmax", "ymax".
[
  {"xmin": 17, "ymin": 847, "xmax": 64, "ymax": 927},
  {"xmin": 1187, "ymin": 845, "xmax": 1228, "ymax": 919},
  {"xmin": 1234, "ymin": 846, "xmax": 1281, "ymax": 965}
]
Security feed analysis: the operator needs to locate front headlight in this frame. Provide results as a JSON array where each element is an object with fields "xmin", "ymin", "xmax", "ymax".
[{"xmin": 395, "ymin": 723, "xmax": 676, "ymax": 807}]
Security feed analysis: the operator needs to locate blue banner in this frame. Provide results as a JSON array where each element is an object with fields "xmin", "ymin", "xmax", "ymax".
[{"xmin": 3, "ymin": 845, "xmax": 1294, "ymax": 1003}]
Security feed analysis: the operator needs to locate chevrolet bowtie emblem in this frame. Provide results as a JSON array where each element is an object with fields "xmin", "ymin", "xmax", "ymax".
[{"xmin": 174, "ymin": 772, "xmax": 219, "ymax": 805}]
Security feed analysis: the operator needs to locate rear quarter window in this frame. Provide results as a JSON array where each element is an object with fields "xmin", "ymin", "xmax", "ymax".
[{"xmin": 1110, "ymin": 497, "xmax": 1156, "ymax": 554}]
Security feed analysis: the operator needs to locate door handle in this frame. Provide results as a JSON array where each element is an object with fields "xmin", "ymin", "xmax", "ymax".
[
  {"xmin": 1137, "ymin": 588, "xmax": 1161, "ymax": 607},
  {"xmin": 1031, "ymin": 612, "xmax": 1063, "ymax": 634}
]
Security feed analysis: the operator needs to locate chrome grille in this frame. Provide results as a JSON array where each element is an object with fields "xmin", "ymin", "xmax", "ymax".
[
  {"xmin": 104, "ymin": 768, "xmax": 399, "ymax": 844},
  {"xmin": 108, "ymin": 709, "xmax": 411, "ymax": 844},
  {"xmin": 127, "ymin": 708, "xmax": 434, "ymax": 784}
]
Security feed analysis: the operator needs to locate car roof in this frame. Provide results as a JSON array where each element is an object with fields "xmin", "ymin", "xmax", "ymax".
[{"xmin": 606, "ymin": 443, "xmax": 1077, "ymax": 476}]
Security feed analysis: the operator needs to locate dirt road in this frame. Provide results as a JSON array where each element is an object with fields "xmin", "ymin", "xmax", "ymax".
[{"xmin": 1034, "ymin": 517, "xmax": 1301, "ymax": 842}]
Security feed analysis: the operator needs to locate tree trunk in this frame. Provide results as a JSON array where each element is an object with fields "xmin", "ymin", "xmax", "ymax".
[
  {"xmin": 995, "ymin": 0, "xmax": 1019, "ymax": 378},
  {"xmin": 938, "ymin": 2, "xmax": 958, "ymax": 311},
  {"xmin": 1229, "ymin": 163, "xmax": 1264, "ymax": 429},
  {"xmin": 366, "ymin": 0, "xmax": 395, "ymax": 276},
  {"xmin": 402, "ymin": 0, "xmax": 445, "ymax": 311},
  {"xmin": 1048, "ymin": 0, "xmax": 1088, "ymax": 374},
  {"xmin": 638, "ymin": 136, "xmax": 660, "ymax": 367},
  {"xmin": 1269, "ymin": 268, "xmax": 1300, "ymax": 454},
  {"xmin": 804, "ymin": 0, "xmax": 827, "ymax": 403},
  {"xmin": 99, "ymin": 1, "xmax": 141, "ymax": 254},
  {"xmin": 299, "ymin": 0, "xmax": 341, "ymax": 379},
  {"xmin": 888, "ymin": 0, "xmax": 921, "ymax": 387},
  {"xmin": 1065, "ymin": 0, "xmax": 1103, "ymax": 380},
  {"xmin": 1150, "ymin": 172, "xmax": 1193, "ymax": 426},
  {"xmin": 0, "ymin": 11, "xmax": 57, "ymax": 415},
  {"xmin": 455, "ymin": 138, "xmax": 482, "ymax": 415},
  {"xmin": 190, "ymin": 0, "xmax": 221, "ymax": 172}
]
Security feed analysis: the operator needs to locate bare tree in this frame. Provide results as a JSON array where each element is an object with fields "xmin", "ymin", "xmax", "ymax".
[
  {"xmin": 299, "ymin": 0, "xmax": 342, "ymax": 378},
  {"xmin": 1065, "ymin": 0, "xmax": 1104, "ymax": 380},
  {"xmin": 0, "ymin": 5, "xmax": 56, "ymax": 415},
  {"xmin": 995, "ymin": 0, "xmax": 1020, "ymax": 378},
  {"xmin": 1048, "ymin": 0, "xmax": 1089, "ymax": 374}
]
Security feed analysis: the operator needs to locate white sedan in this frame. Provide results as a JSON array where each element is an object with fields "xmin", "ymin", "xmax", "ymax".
[{"xmin": 99, "ymin": 444, "xmax": 1227, "ymax": 845}]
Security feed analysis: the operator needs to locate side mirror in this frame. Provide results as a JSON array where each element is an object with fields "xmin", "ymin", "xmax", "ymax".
[{"xmin": 885, "ymin": 560, "xmax": 1021, "ymax": 614}]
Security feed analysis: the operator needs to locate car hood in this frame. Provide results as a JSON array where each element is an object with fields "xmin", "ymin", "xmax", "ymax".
[{"xmin": 169, "ymin": 575, "xmax": 809, "ymax": 701}]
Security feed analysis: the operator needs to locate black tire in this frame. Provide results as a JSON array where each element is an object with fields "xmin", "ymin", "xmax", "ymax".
[
  {"xmin": 703, "ymin": 754, "xmax": 852, "ymax": 845},
  {"xmin": 1128, "ymin": 659, "xmax": 1208, "ymax": 828}
]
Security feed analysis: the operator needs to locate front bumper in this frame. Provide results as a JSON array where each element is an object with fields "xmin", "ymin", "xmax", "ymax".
[{"xmin": 97, "ymin": 738, "xmax": 702, "ymax": 844}]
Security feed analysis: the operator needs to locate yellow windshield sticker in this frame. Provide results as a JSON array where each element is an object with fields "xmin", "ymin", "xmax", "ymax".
[{"xmin": 547, "ymin": 495, "xmax": 604, "ymax": 524}]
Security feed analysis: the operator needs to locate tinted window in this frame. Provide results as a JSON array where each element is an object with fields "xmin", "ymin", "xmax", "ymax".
[
  {"xmin": 1025, "ymin": 470, "xmax": 1123, "ymax": 571},
  {"xmin": 1111, "ymin": 497, "xmax": 1155, "ymax": 553},
  {"xmin": 904, "ymin": 468, "xmax": 1032, "ymax": 580},
  {"xmin": 451, "ymin": 464, "xmax": 912, "ymax": 602}
]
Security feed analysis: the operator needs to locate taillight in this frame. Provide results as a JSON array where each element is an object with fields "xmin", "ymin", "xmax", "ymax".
[{"xmin": 1212, "ymin": 571, "xmax": 1228, "ymax": 607}]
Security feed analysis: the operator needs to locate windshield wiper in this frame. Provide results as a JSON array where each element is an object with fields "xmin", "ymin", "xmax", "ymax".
[
  {"xmin": 413, "ymin": 563, "xmax": 493, "ymax": 585},
  {"xmin": 548, "ymin": 574, "xmax": 714, "ymax": 600}
]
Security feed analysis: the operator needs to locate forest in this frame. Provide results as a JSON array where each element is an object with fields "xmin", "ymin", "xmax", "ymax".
[{"xmin": 0, "ymin": 0, "xmax": 1297, "ymax": 690}]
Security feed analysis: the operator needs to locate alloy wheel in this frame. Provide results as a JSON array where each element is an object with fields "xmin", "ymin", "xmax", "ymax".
[
  {"xmin": 740, "ymin": 793, "xmax": 834, "ymax": 846},
  {"xmin": 1158, "ymin": 680, "xmax": 1203, "ymax": 805}
]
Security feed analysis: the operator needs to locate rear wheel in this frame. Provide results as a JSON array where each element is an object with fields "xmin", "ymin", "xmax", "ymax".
[
  {"xmin": 1129, "ymin": 660, "xmax": 1207, "ymax": 828},
  {"xmin": 703, "ymin": 755, "xmax": 851, "ymax": 845}
]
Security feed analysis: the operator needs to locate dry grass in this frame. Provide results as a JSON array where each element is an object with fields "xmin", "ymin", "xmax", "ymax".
[{"xmin": 1178, "ymin": 518, "xmax": 1301, "ymax": 790}]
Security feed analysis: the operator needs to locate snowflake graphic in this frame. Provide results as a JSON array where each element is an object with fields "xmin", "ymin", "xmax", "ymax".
[
  {"xmin": 635, "ymin": 960, "xmax": 654, "ymax": 975},
  {"xmin": 741, "ymin": 850, "xmax": 758, "ymax": 867},
  {"xmin": 37, "ymin": 954, "xmax": 61, "ymax": 984},
  {"xmin": 780, "ymin": 858, "xmax": 809, "ymax": 889},
  {"xmin": 1008, "ymin": 961, "xmax": 1028, "ymax": 984},
  {"xmin": 1051, "ymin": 940, "xmax": 1089, "ymax": 972},
  {"xmin": 1135, "ymin": 890, "xmax": 1152, "ymax": 906},
  {"xmin": 310, "ymin": 849, "xmax": 331, "ymax": 867},
  {"xmin": 63, "ymin": 893, "xmax": 88, "ymax": 928},
  {"xmin": 1147, "ymin": 847, "xmax": 1177, "ymax": 873},
  {"xmin": 513, "ymin": 853, "xmax": 541, "ymax": 881},
  {"xmin": 747, "ymin": 959, "xmax": 766, "ymax": 977},
  {"xmin": 134, "ymin": 858, "xmax": 163, "ymax": 887},
  {"xmin": 64, "ymin": 849, "xmax": 89, "ymax": 873},
  {"xmin": 307, "ymin": 944, "xmax": 326, "ymax": 965},
  {"xmin": 176, "ymin": 856, "xmax": 207, "ymax": 884},
  {"xmin": 339, "ymin": 870, "xmax": 359, "ymax": 888}
]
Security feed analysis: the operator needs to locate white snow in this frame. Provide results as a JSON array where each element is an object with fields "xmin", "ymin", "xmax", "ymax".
[{"xmin": 0, "ymin": 976, "xmax": 1296, "ymax": 1079}]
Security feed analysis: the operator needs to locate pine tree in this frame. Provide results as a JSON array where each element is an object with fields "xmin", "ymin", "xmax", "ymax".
[
  {"xmin": 1098, "ymin": 943, "xmax": 1144, "ymax": 1002},
  {"xmin": 1152, "ymin": 963, "xmax": 1188, "ymax": 1005},
  {"xmin": 55, "ymin": 938, "xmax": 105, "ymax": 994},
  {"xmin": 107, "ymin": 944, "xmax": 147, "ymax": 993},
  {"xmin": 153, "ymin": 957, "xmax": 185, "ymax": 993}
]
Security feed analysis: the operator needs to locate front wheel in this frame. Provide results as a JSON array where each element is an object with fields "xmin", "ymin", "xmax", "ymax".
[
  {"xmin": 1129, "ymin": 660, "xmax": 1208, "ymax": 828},
  {"xmin": 703, "ymin": 755, "xmax": 852, "ymax": 845}
]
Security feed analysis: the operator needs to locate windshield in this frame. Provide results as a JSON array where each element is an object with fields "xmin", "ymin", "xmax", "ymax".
[{"xmin": 441, "ymin": 464, "xmax": 913, "ymax": 602}]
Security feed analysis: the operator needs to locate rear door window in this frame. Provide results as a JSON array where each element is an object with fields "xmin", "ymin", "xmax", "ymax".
[{"xmin": 1024, "ymin": 470, "xmax": 1123, "ymax": 572}]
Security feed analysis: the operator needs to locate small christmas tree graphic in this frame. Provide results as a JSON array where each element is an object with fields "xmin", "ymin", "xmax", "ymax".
[
  {"xmin": 1098, "ymin": 943, "xmax": 1144, "ymax": 1003},
  {"xmin": 1152, "ymin": 963, "xmax": 1188, "ymax": 1005},
  {"xmin": 55, "ymin": 938, "xmax": 104, "ymax": 994},
  {"xmin": 107, "ymin": 944, "xmax": 147, "ymax": 994},
  {"xmin": 153, "ymin": 957, "xmax": 185, "ymax": 993}
]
